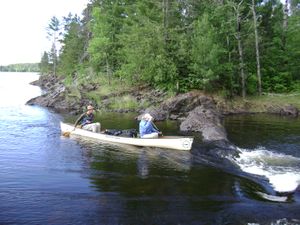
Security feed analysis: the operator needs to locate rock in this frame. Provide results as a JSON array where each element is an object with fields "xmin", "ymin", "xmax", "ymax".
[
  {"xmin": 180, "ymin": 105, "xmax": 228, "ymax": 142},
  {"xmin": 267, "ymin": 104, "xmax": 299, "ymax": 117},
  {"xmin": 27, "ymin": 74, "xmax": 95, "ymax": 114},
  {"xmin": 142, "ymin": 91, "xmax": 211, "ymax": 121},
  {"xmin": 280, "ymin": 104, "xmax": 299, "ymax": 117},
  {"xmin": 139, "ymin": 92, "xmax": 227, "ymax": 142}
]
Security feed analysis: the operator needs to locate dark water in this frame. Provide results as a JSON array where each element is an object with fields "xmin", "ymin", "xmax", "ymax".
[{"xmin": 0, "ymin": 72, "xmax": 299, "ymax": 225}]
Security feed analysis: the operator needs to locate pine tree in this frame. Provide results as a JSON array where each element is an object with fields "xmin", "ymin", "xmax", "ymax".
[{"xmin": 47, "ymin": 16, "xmax": 61, "ymax": 75}]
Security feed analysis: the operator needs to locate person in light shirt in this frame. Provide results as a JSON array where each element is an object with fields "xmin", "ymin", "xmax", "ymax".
[{"xmin": 139, "ymin": 113, "xmax": 161, "ymax": 138}]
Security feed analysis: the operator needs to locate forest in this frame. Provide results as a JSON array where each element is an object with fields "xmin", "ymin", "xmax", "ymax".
[
  {"xmin": 0, "ymin": 63, "xmax": 39, "ymax": 72},
  {"xmin": 40, "ymin": 0, "xmax": 300, "ymax": 98}
]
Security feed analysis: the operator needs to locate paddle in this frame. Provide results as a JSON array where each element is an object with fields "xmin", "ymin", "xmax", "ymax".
[
  {"xmin": 151, "ymin": 121, "xmax": 163, "ymax": 136},
  {"xmin": 62, "ymin": 127, "xmax": 75, "ymax": 137}
]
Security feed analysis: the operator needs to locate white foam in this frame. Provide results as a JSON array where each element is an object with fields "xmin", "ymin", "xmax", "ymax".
[
  {"xmin": 234, "ymin": 147, "xmax": 300, "ymax": 193},
  {"xmin": 256, "ymin": 191, "xmax": 288, "ymax": 202}
]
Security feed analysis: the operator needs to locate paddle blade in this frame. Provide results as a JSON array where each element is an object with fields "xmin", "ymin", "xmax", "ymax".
[{"xmin": 62, "ymin": 131, "xmax": 71, "ymax": 137}]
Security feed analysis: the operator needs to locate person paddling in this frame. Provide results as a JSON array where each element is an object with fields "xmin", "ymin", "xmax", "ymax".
[
  {"xmin": 139, "ymin": 113, "xmax": 161, "ymax": 138},
  {"xmin": 74, "ymin": 105, "xmax": 101, "ymax": 133}
]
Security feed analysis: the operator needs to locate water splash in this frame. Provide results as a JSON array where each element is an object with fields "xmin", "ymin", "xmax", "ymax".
[{"xmin": 233, "ymin": 147, "xmax": 300, "ymax": 193}]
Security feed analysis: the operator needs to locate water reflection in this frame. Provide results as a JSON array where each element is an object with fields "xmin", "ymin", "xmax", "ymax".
[
  {"xmin": 1, "ymin": 72, "xmax": 300, "ymax": 224},
  {"xmin": 137, "ymin": 150, "xmax": 149, "ymax": 178}
]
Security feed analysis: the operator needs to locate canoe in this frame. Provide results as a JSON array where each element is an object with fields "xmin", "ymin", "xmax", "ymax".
[{"xmin": 60, "ymin": 122, "xmax": 194, "ymax": 151}]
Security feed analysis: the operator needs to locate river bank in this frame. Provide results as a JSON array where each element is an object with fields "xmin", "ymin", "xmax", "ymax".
[{"xmin": 27, "ymin": 74, "xmax": 299, "ymax": 142}]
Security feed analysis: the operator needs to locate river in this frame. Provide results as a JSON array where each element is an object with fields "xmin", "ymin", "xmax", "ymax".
[{"xmin": 0, "ymin": 72, "xmax": 299, "ymax": 225}]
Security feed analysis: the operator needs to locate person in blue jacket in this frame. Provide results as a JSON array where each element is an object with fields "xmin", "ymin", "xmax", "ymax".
[{"xmin": 139, "ymin": 113, "xmax": 160, "ymax": 138}]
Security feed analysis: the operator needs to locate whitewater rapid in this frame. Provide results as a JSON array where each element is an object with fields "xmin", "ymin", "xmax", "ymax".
[{"xmin": 234, "ymin": 147, "xmax": 300, "ymax": 193}]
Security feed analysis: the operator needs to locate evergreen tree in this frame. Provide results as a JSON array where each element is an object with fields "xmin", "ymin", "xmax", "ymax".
[
  {"xmin": 88, "ymin": 0, "xmax": 128, "ymax": 82},
  {"xmin": 47, "ymin": 16, "xmax": 61, "ymax": 75},
  {"xmin": 40, "ymin": 51, "xmax": 50, "ymax": 75},
  {"xmin": 58, "ymin": 13, "xmax": 85, "ymax": 78},
  {"xmin": 40, "ymin": 0, "xmax": 300, "ymax": 96},
  {"xmin": 189, "ymin": 13, "xmax": 223, "ymax": 91}
]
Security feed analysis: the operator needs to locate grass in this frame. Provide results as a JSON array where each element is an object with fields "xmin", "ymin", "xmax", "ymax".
[
  {"xmin": 72, "ymin": 72, "xmax": 151, "ymax": 110},
  {"xmin": 66, "ymin": 85, "xmax": 82, "ymax": 99},
  {"xmin": 214, "ymin": 92, "xmax": 300, "ymax": 113},
  {"xmin": 108, "ymin": 95, "xmax": 141, "ymax": 110},
  {"xmin": 252, "ymin": 93, "xmax": 300, "ymax": 109},
  {"xmin": 66, "ymin": 69, "xmax": 300, "ymax": 113}
]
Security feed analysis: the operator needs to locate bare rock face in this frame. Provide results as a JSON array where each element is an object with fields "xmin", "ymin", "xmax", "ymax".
[
  {"xmin": 144, "ymin": 92, "xmax": 210, "ymax": 121},
  {"xmin": 180, "ymin": 105, "xmax": 228, "ymax": 142},
  {"xmin": 27, "ymin": 74, "xmax": 82, "ymax": 114},
  {"xmin": 141, "ymin": 92, "xmax": 228, "ymax": 142},
  {"xmin": 26, "ymin": 85, "xmax": 78, "ymax": 114}
]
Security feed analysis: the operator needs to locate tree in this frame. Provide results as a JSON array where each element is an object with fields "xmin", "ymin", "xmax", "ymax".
[
  {"xmin": 189, "ymin": 13, "xmax": 223, "ymax": 91},
  {"xmin": 88, "ymin": 0, "xmax": 128, "ymax": 82},
  {"xmin": 58, "ymin": 13, "xmax": 85, "ymax": 78},
  {"xmin": 251, "ymin": 0, "xmax": 262, "ymax": 95},
  {"xmin": 117, "ymin": 0, "xmax": 179, "ymax": 91},
  {"xmin": 237, "ymin": 1, "xmax": 247, "ymax": 98},
  {"xmin": 286, "ymin": 0, "xmax": 300, "ymax": 89},
  {"xmin": 41, "ymin": 0, "xmax": 300, "ymax": 96},
  {"xmin": 47, "ymin": 16, "xmax": 61, "ymax": 75},
  {"xmin": 40, "ymin": 51, "xmax": 50, "ymax": 75}
]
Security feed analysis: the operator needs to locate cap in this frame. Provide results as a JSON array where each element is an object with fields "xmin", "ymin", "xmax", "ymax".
[{"xmin": 87, "ymin": 105, "xmax": 94, "ymax": 110}]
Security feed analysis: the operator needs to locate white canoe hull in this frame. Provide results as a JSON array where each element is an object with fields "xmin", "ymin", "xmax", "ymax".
[{"xmin": 60, "ymin": 122, "xmax": 193, "ymax": 151}]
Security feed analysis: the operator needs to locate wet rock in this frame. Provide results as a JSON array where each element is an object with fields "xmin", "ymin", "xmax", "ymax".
[
  {"xmin": 140, "ymin": 92, "xmax": 228, "ymax": 142},
  {"xmin": 180, "ymin": 105, "xmax": 228, "ymax": 142}
]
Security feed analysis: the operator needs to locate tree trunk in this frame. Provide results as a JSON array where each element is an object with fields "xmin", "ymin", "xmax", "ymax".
[
  {"xmin": 106, "ymin": 56, "xmax": 111, "ymax": 85},
  {"xmin": 227, "ymin": 35, "xmax": 233, "ymax": 96},
  {"xmin": 283, "ymin": 0, "xmax": 289, "ymax": 30},
  {"xmin": 251, "ymin": 0, "xmax": 262, "ymax": 95},
  {"xmin": 282, "ymin": 0, "xmax": 289, "ymax": 47},
  {"xmin": 163, "ymin": 0, "xmax": 169, "ymax": 45},
  {"xmin": 236, "ymin": 3, "xmax": 246, "ymax": 99}
]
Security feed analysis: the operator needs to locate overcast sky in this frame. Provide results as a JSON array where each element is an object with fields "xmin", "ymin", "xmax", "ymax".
[
  {"xmin": 0, "ymin": 0, "xmax": 287, "ymax": 66},
  {"xmin": 0, "ymin": 0, "xmax": 88, "ymax": 65}
]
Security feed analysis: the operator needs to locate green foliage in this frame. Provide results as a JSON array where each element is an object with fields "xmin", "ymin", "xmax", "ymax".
[
  {"xmin": 291, "ymin": 81, "xmax": 300, "ymax": 92},
  {"xmin": 40, "ymin": 0, "xmax": 300, "ymax": 97},
  {"xmin": 0, "ymin": 63, "xmax": 39, "ymax": 72},
  {"xmin": 246, "ymin": 74, "xmax": 258, "ymax": 95},
  {"xmin": 189, "ymin": 13, "xmax": 224, "ymax": 90},
  {"xmin": 58, "ymin": 14, "xmax": 85, "ymax": 77},
  {"xmin": 116, "ymin": 0, "xmax": 180, "ymax": 91},
  {"xmin": 47, "ymin": 16, "xmax": 61, "ymax": 75},
  {"xmin": 286, "ymin": 12, "xmax": 300, "ymax": 81},
  {"xmin": 39, "ymin": 52, "xmax": 50, "ymax": 75},
  {"xmin": 108, "ymin": 95, "xmax": 140, "ymax": 110}
]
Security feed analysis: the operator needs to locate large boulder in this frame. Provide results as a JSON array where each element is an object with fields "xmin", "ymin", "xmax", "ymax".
[
  {"xmin": 142, "ymin": 91, "xmax": 211, "ymax": 121},
  {"xmin": 140, "ymin": 92, "xmax": 228, "ymax": 142},
  {"xmin": 180, "ymin": 105, "xmax": 228, "ymax": 142}
]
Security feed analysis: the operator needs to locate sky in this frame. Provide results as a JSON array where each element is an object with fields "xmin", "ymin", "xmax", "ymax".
[
  {"xmin": 0, "ymin": 0, "xmax": 88, "ymax": 65},
  {"xmin": 0, "ymin": 0, "xmax": 287, "ymax": 66}
]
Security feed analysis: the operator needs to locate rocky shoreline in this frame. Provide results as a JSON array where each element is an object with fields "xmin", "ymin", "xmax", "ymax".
[{"xmin": 27, "ymin": 74, "xmax": 299, "ymax": 143}]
